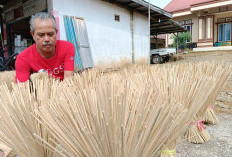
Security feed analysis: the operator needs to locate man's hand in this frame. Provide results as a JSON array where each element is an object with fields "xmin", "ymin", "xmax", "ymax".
[{"xmin": 64, "ymin": 70, "xmax": 74, "ymax": 79}]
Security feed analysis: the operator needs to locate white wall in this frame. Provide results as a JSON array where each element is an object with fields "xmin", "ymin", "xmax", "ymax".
[{"xmin": 50, "ymin": 0, "xmax": 149, "ymax": 65}]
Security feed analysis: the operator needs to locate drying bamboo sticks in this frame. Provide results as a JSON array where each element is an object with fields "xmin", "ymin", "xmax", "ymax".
[
  {"xmin": 31, "ymin": 61, "xmax": 231, "ymax": 157},
  {"xmin": 0, "ymin": 77, "xmax": 59, "ymax": 157},
  {"xmin": 184, "ymin": 121, "xmax": 210, "ymax": 144},
  {"xmin": 0, "ymin": 61, "xmax": 231, "ymax": 157},
  {"xmin": 33, "ymin": 75, "xmax": 190, "ymax": 157},
  {"xmin": 203, "ymin": 106, "xmax": 219, "ymax": 124},
  {"xmin": 0, "ymin": 71, "xmax": 15, "ymax": 91}
]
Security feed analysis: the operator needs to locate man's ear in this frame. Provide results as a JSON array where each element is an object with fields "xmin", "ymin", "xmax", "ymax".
[
  {"xmin": 30, "ymin": 31, "xmax": 34, "ymax": 37},
  {"xmin": 30, "ymin": 31, "xmax": 35, "ymax": 41}
]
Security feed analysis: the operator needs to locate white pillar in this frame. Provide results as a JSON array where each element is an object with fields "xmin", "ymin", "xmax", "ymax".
[
  {"xmin": 206, "ymin": 15, "xmax": 213, "ymax": 42},
  {"xmin": 198, "ymin": 17, "xmax": 204, "ymax": 42}
]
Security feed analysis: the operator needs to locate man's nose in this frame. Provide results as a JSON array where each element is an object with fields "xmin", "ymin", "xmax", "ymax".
[{"xmin": 44, "ymin": 35, "xmax": 50, "ymax": 41}]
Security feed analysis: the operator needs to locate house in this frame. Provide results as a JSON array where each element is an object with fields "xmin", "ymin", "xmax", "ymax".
[
  {"xmin": 0, "ymin": 0, "xmax": 185, "ymax": 68},
  {"xmin": 164, "ymin": 0, "xmax": 232, "ymax": 50}
]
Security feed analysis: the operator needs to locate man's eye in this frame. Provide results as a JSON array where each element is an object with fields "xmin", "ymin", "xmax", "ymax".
[{"xmin": 48, "ymin": 33, "xmax": 54, "ymax": 36}]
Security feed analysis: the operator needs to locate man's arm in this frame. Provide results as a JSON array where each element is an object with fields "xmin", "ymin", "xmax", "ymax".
[
  {"xmin": 64, "ymin": 70, "xmax": 74, "ymax": 79},
  {"xmin": 63, "ymin": 42, "xmax": 75, "ymax": 79}
]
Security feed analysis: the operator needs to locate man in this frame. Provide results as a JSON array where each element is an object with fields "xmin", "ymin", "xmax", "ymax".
[{"xmin": 15, "ymin": 12, "xmax": 75, "ymax": 82}]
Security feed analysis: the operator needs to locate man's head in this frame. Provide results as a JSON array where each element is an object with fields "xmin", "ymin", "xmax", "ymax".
[{"xmin": 30, "ymin": 12, "xmax": 58, "ymax": 57}]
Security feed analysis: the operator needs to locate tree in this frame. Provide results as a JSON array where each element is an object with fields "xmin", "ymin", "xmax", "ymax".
[{"xmin": 169, "ymin": 32, "xmax": 191, "ymax": 50}]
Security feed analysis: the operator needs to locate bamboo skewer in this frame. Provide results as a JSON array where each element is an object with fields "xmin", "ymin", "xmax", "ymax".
[
  {"xmin": 0, "ymin": 76, "xmax": 59, "ymax": 157},
  {"xmin": 202, "ymin": 106, "xmax": 219, "ymax": 125},
  {"xmin": 30, "ymin": 61, "xmax": 230, "ymax": 157},
  {"xmin": 183, "ymin": 62, "xmax": 231, "ymax": 144},
  {"xmin": 0, "ymin": 71, "xmax": 15, "ymax": 91},
  {"xmin": 0, "ymin": 61, "xmax": 231, "ymax": 157}
]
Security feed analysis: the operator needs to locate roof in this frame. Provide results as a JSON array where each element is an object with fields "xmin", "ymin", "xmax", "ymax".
[
  {"xmin": 164, "ymin": 0, "xmax": 216, "ymax": 12},
  {"xmin": 157, "ymin": 34, "xmax": 165, "ymax": 39},
  {"xmin": 0, "ymin": 0, "xmax": 14, "ymax": 5},
  {"xmin": 103, "ymin": 0, "xmax": 173, "ymax": 20},
  {"xmin": 0, "ymin": 0, "xmax": 187, "ymax": 35},
  {"xmin": 103, "ymin": 0, "xmax": 187, "ymax": 35}
]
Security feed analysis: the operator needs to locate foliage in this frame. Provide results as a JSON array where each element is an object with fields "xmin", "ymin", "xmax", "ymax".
[{"xmin": 169, "ymin": 32, "xmax": 191, "ymax": 50}]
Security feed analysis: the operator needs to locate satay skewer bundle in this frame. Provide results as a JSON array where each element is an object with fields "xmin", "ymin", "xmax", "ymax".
[
  {"xmin": 0, "ymin": 71, "xmax": 16, "ymax": 91},
  {"xmin": 33, "ymin": 75, "xmax": 191, "ymax": 157},
  {"xmin": 121, "ymin": 62, "xmax": 231, "ymax": 152},
  {"xmin": 0, "ymin": 76, "xmax": 60, "ymax": 157},
  {"xmin": 32, "ymin": 62, "xmax": 228, "ymax": 157},
  {"xmin": 0, "ymin": 61, "xmax": 230, "ymax": 157}
]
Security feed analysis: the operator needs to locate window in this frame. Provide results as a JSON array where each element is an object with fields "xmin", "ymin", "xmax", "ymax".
[
  {"xmin": 186, "ymin": 19, "xmax": 192, "ymax": 24},
  {"xmin": 218, "ymin": 23, "xmax": 231, "ymax": 42},
  {"xmin": 114, "ymin": 14, "xmax": 120, "ymax": 22},
  {"xmin": 179, "ymin": 20, "xmax": 192, "ymax": 43},
  {"xmin": 184, "ymin": 25, "xmax": 191, "ymax": 43},
  {"xmin": 219, "ymin": 6, "xmax": 228, "ymax": 12},
  {"xmin": 184, "ymin": 25, "xmax": 191, "ymax": 32},
  {"xmin": 179, "ymin": 21, "xmax": 184, "ymax": 25}
]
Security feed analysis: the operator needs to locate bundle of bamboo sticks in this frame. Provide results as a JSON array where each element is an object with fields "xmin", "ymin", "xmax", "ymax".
[
  {"xmin": 184, "ymin": 120, "xmax": 210, "ymax": 144},
  {"xmin": 32, "ymin": 62, "xmax": 230, "ymax": 157},
  {"xmin": 0, "ymin": 142, "xmax": 13, "ymax": 157},
  {"xmin": 203, "ymin": 106, "xmax": 219, "ymax": 124},
  {"xmin": 0, "ymin": 71, "xmax": 15, "ymax": 91},
  {"xmin": 119, "ymin": 62, "xmax": 231, "ymax": 152},
  {"xmin": 183, "ymin": 62, "xmax": 231, "ymax": 144},
  {"xmin": 0, "ymin": 77, "xmax": 60, "ymax": 157},
  {"xmin": 0, "ymin": 61, "xmax": 230, "ymax": 157},
  {"xmin": 33, "ymin": 74, "xmax": 191, "ymax": 157}
]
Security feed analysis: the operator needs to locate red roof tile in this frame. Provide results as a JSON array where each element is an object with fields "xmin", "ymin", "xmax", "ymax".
[
  {"xmin": 157, "ymin": 34, "xmax": 166, "ymax": 39},
  {"xmin": 164, "ymin": 0, "xmax": 217, "ymax": 13}
]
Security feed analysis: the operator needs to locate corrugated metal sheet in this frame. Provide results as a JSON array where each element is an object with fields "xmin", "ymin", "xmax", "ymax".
[
  {"xmin": 64, "ymin": 16, "xmax": 94, "ymax": 70},
  {"xmin": 74, "ymin": 18, "xmax": 94, "ymax": 69},
  {"xmin": 64, "ymin": 16, "xmax": 83, "ymax": 70}
]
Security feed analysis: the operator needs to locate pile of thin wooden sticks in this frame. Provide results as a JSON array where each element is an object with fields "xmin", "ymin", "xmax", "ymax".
[
  {"xmin": 183, "ymin": 62, "xmax": 230, "ymax": 144},
  {"xmin": 203, "ymin": 106, "xmax": 219, "ymax": 124},
  {"xmin": 0, "ymin": 77, "xmax": 59, "ymax": 157},
  {"xmin": 0, "ymin": 71, "xmax": 15, "ymax": 91},
  {"xmin": 0, "ymin": 61, "xmax": 230, "ymax": 157}
]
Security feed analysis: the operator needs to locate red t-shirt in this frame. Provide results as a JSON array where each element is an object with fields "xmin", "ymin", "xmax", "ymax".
[{"xmin": 15, "ymin": 40, "xmax": 75, "ymax": 82}]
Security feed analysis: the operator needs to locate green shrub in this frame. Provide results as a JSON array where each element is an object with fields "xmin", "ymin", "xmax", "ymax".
[{"xmin": 170, "ymin": 32, "xmax": 191, "ymax": 50}]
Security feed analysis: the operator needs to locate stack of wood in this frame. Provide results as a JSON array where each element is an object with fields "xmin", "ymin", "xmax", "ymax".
[
  {"xmin": 0, "ymin": 61, "xmax": 230, "ymax": 157},
  {"xmin": 0, "ymin": 71, "xmax": 15, "ymax": 91},
  {"xmin": 203, "ymin": 106, "xmax": 219, "ymax": 124},
  {"xmin": 0, "ymin": 143, "xmax": 13, "ymax": 157},
  {"xmin": 33, "ymin": 74, "xmax": 189, "ymax": 157},
  {"xmin": 33, "ymin": 62, "xmax": 230, "ymax": 157},
  {"xmin": 121, "ymin": 62, "xmax": 231, "ymax": 153},
  {"xmin": 184, "ymin": 62, "xmax": 231, "ymax": 144},
  {"xmin": 0, "ymin": 77, "xmax": 59, "ymax": 157}
]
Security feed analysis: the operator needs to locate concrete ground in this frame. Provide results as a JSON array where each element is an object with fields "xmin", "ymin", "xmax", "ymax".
[{"xmin": 176, "ymin": 114, "xmax": 232, "ymax": 157}]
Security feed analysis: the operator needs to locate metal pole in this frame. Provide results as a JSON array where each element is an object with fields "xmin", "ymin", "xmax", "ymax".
[
  {"xmin": 148, "ymin": 0, "xmax": 151, "ymax": 63},
  {"xmin": 176, "ymin": 32, "xmax": 179, "ymax": 53},
  {"xmin": 130, "ymin": 11, "xmax": 135, "ymax": 64}
]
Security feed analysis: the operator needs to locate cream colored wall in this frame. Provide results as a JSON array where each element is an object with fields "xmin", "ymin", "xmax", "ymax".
[
  {"xmin": 214, "ymin": 11, "xmax": 232, "ymax": 43},
  {"xmin": 168, "ymin": 4, "xmax": 232, "ymax": 46},
  {"xmin": 167, "ymin": 33, "xmax": 175, "ymax": 46},
  {"xmin": 167, "ymin": 14, "xmax": 199, "ymax": 46}
]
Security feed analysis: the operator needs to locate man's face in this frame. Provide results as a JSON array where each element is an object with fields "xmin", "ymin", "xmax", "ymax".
[{"xmin": 31, "ymin": 18, "xmax": 57, "ymax": 55}]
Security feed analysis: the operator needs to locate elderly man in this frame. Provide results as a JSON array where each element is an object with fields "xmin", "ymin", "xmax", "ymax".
[{"xmin": 15, "ymin": 12, "xmax": 75, "ymax": 82}]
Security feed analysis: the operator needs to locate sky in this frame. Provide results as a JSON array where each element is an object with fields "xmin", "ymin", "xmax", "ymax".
[{"xmin": 144, "ymin": 0, "xmax": 172, "ymax": 9}]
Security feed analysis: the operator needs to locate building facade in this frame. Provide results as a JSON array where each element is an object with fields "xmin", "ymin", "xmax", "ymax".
[
  {"xmin": 1, "ymin": 0, "xmax": 153, "ymax": 67},
  {"xmin": 49, "ymin": 0, "xmax": 150, "ymax": 65},
  {"xmin": 165, "ymin": 0, "xmax": 232, "ymax": 48}
]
